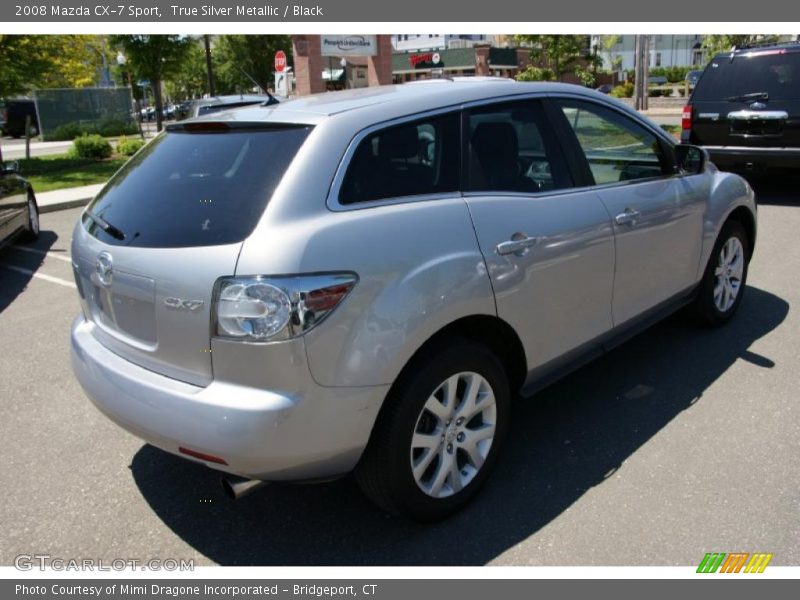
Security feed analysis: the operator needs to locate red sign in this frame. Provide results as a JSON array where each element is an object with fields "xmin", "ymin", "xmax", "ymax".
[
  {"xmin": 275, "ymin": 50, "xmax": 287, "ymax": 73},
  {"xmin": 409, "ymin": 53, "xmax": 432, "ymax": 67}
]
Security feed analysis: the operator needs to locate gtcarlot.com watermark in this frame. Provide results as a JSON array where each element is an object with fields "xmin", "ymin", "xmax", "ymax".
[{"xmin": 14, "ymin": 554, "xmax": 194, "ymax": 572}]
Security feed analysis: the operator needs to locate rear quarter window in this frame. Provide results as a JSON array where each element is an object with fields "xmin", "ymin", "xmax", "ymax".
[
  {"xmin": 338, "ymin": 112, "xmax": 460, "ymax": 205},
  {"xmin": 83, "ymin": 125, "xmax": 313, "ymax": 248}
]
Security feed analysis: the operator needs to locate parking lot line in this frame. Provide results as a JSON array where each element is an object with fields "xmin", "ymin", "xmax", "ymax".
[
  {"xmin": 11, "ymin": 245, "xmax": 73, "ymax": 263},
  {"xmin": 0, "ymin": 263, "xmax": 76, "ymax": 288}
]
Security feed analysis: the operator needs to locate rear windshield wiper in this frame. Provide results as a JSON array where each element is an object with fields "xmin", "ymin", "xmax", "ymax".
[
  {"xmin": 725, "ymin": 92, "xmax": 769, "ymax": 102},
  {"xmin": 84, "ymin": 209, "xmax": 126, "ymax": 241}
]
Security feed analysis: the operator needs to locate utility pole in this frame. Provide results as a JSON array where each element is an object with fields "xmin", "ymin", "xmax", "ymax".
[
  {"xmin": 634, "ymin": 35, "xmax": 650, "ymax": 111},
  {"xmin": 204, "ymin": 35, "xmax": 216, "ymax": 97}
]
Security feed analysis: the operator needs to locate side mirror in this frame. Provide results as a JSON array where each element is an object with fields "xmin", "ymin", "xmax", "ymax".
[
  {"xmin": 2, "ymin": 161, "xmax": 19, "ymax": 174},
  {"xmin": 674, "ymin": 144, "xmax": 708, "ymax": 175}
]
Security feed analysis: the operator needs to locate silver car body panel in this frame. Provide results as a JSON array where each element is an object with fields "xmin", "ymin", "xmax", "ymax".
[{"xmin": 70, "ymin": 80, "xmax": 757, "ymax": 481}]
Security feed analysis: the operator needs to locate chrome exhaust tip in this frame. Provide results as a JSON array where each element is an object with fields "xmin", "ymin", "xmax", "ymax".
[{"xmin": 221, "ymin": 477, "xmax": 269, "ymax": 500}]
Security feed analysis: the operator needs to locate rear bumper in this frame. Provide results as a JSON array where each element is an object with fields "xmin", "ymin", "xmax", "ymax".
[
  {"xmin": 70, "ymin": 315, "xmax": 388, "ymax": 481},
  {"xmin": 703, "ymin": 145, "xmax": 800, "ymax": 170}
]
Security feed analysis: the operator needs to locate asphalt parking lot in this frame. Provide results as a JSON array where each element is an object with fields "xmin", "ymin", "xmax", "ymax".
[{"xmin": 1, "ymin": 178, "xmax": 798, "ymax": 567}]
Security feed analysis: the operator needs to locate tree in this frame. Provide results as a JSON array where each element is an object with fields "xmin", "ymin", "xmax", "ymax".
[
  {"xmin": 214, "ymin": 35, "xmax": 292, "ymax": 94},
  {"xmin": 514, "ymin": 35, "xmax": 589, "ymax": 80},
  {"xmin": 110, "ymin": 35, "xmax": 193, "ymax": 131},
  {"xmin": 702, "ymin": 35, "xmax": 779, "ymax": 62},
  {"xmin": 164, "ymin": 38, "xmax": 208, "ymax": 100},
  {"xmin": 598, "ymin": 35, "xmax": 623, "ymax": 71},
  {"xmin": 0, "ymin": 35, "xmax": 112, "ymax": 98}
]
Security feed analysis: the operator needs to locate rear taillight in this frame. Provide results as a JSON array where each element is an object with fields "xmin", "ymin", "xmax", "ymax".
[
  {"xmin": 214, "ymin": 273, "xmax": 358, "ymax": 342},
  {"xmin": 682, "ymin": 105, "xmax": 693, "ymax": 130}
]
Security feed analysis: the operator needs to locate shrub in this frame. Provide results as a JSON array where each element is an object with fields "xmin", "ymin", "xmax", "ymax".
[
  {"xmin": 97, "ymin": 118, "xmax": 138, "ymax": 138},
  {"xmin": 69, "ymin": 134, "xmax": 113, "ymax": 160},
  {"xmin": 574, "ymin": 65, "xmax": 597, "ymax": 88},
  {"xmin": 116, "ymin": 135, "xmax": 145, "ymax": 156},
  {"xmin": 515, "ymin": 66, "xmax": 556, "ymax": 82},
  {"xmin": 49, "ymin": 122, "xmax": 88, "ymax": 141},
  {"xmin": 610, "ymin": 81, "xmax": 634, "ymax": 98},
  {"xmin": 45, "ymin": 118, "xmax": 138, "ymax": 141}
]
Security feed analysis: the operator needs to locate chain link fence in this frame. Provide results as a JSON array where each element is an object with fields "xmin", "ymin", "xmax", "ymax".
[{"xmin": 34, "ymin": 87, "xmax": 137, "ymax": 141}]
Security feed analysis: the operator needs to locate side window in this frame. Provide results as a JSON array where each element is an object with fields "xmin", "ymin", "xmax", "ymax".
[
  {"xmin": 339, "ymin": 112, "xmax": 459, "ymax": 205},
  {"xmin": 557, "ymin": 100, "xmax": 670, "ymax": 185},
  {"xmin": 465, "ymin": 100, "xmax": 572, "ymax": 193}
]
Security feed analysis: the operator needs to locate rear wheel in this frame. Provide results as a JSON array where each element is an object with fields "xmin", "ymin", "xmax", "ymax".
[
  {"xmin": 20, "ymin": 190, "xmax": 39, "ymax": 243},
  {"xmin": 355, "ymin": 339, "xmax": 510, "ymax": 521},
  {"xmin": 690, "ymin": 220, "xmax": 749, "ymax": 326}
]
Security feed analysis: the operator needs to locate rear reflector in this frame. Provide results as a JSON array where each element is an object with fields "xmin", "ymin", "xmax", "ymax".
[
  {"xmin": 682, "ymin": 105, "xmax": 693, "ymax": 130},
  {"xmin": 179, "ymin": 446, "xmax": 228, "ymax": 465}
]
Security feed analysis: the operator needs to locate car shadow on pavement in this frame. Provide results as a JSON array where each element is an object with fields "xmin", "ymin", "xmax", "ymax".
[
  {"xmin": 744, "ymin": 172, "xmax": 800, "ymax": 207},
  {"xmin": 0, "ymin": 230, "xmax": 58, "ymax": 313},
  {"xmin": 131, "ymin": 285, "xmax": 788, "ymax": 566}
]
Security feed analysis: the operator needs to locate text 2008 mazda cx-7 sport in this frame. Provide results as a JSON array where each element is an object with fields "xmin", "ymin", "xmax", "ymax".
[{"xmin": 70, "ymin": 81, "xmax": 756, "ymax": 520}]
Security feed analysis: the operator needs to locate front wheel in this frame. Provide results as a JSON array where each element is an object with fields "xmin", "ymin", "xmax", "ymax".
[
  {"xmin": 689, "ymin": 220, "xmax": 749, "ymax": 326},
  {"xmin": 20, "ymin": 190, "xmax": 40, "ymax": 242},
  {"xmin": 355, "ymin": 339, "xmax": 510, "ymax": 521}
]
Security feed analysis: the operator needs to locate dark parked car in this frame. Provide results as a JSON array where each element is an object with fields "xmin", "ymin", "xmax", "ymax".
[
  {"xmin": 0, "ymin": 161, "xmax": 39, "ymax": 248},
  {"xmin": 595, "ymin": 83, "xmax": 614, "ymax": 94},
  {"xmin": 682, "ymin": 41, "xmax": 800, "ymax": 172},
  {"xmin": 2, "ymin": 99, "xmax": 39, "ymax": 138},
  {"xmin": 186, "ymin": 94, "xmax": 275, "ymax": 119}
]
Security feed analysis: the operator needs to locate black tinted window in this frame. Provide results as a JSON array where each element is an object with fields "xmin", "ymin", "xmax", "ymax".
[
  {"xmin": 83, "ymin": 125, "xmax": 312, "ymax": 248},
  {"xmin": 693, "ymin": 52, "xmax": 800, "ymax": 102},
  {"xmin": 339, "ymin": 113, "xmax": 459, "ymax": 204},
  {"xmin": 466, "ymin": 100, "xmax": 571, "ymax": 193},
  {"xmin": 558, "ymin": 100, "xmax": 669, "ymax": 184}
]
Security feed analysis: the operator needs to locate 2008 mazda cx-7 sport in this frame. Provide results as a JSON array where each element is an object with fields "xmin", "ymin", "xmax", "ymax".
[{"xmin": 70, "ymin": 80, "xmax": 757, "ymax": 521}]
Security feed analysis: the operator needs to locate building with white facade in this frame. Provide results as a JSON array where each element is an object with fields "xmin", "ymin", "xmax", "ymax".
[
  {"xmin": 591, "ymin": 35, "xmax": 706, "ymax": 69},
  {"xmin": 392, "ymin": 35, "xmax": 492, "ymax": 53}
]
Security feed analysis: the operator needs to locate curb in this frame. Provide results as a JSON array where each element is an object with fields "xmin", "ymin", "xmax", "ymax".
[{"xmin": 39, "ymin": 197, "xmax": 92, "ymax": 215}]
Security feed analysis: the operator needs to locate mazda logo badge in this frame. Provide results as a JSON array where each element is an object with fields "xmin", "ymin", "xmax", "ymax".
[{"xmin": 95, "ymin": 252, "xmax": 113, "ymax": 287}]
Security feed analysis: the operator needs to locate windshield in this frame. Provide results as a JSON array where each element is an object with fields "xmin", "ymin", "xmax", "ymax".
[
  {"xmin": 82, "ymin": 125, "xmax": 313, "ymax": 248},
  {"xmin": 692, "ymin": 51, "xmax": 800, "ymax": 102}
]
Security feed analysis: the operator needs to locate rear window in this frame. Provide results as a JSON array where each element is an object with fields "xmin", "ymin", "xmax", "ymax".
[
  {"xmin": 83, "ymin": 125, "xmax": 312, "ymax": 248},
  {"xmin": 693, "ymin": 51, "xmax": 800, "ymax": 102}
]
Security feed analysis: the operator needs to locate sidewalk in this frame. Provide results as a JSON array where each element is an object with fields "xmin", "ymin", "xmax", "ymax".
[{"xmin": 36, "ymin": 183, "xmax": 104, "ymax": 214}]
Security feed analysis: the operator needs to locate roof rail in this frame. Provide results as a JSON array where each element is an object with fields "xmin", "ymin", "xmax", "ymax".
[{"xmin": 732, "ymin": 39, "xmax": 800, "ymax": 51}]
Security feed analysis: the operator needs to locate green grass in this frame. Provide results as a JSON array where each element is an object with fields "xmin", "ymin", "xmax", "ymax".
[
  {"xmin": 18, "ymin": 153, "xmax": 127, "ymax": 193},
  {"xmin": 660, "ymin": 124, "xmax": 681, "ymax": 140}
]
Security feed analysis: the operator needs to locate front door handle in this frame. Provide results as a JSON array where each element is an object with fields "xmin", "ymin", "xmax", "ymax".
[
  {"xmin": 496, "ymin": 233, "xmax": 539, "ymax": 257},
  {"xmin": 615, "ymin": 208, "xmax": 641, "ymax": 226}
]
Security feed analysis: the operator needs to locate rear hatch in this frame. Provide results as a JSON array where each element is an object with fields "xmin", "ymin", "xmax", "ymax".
[
  {"xmin": 689, "ymin": 48, "xmax": 800, "ymax": 148},
  {"xmin": 72, "ymin": 122, "xmax": 313, "ymax": 386}
]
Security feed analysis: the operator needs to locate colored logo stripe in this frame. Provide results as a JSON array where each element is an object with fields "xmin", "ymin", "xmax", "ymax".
[
  {"xmin": 744, "ymin": 553, "xmax": 773, "ymax": 573},
  {"xmin": 697, "ymin": 552, "xmax": 773, "ymax": 573}
]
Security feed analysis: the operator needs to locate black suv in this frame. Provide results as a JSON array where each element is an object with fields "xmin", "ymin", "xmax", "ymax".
[
  {"xmin": 682, "ymin": 41, "xmax": 800, "ymax": 172},
  {"xmin": 1, "ymin": 99, "xmax": 39, "ymax": 138}
]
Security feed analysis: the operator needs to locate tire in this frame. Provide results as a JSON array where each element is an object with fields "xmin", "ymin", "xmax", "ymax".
[
  {"xmin": 19, "ymin": 190, "xmax": 40, "ymax": 243},
  {"xmin": 689, "ymin": 220, "xmax": 749, "ymax": 326},
  {"xmin": 355, "ymin": 338, "xmax": 510, "ymax": 521}
]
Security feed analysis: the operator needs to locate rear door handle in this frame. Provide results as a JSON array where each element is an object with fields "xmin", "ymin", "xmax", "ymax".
[
  {"xmin": 496, "ymin": 234, "xmax": 539, "ymax": 257},
  {"xmin": 615, "ymin": 208, "xmax": 641, "ymax": 226}
]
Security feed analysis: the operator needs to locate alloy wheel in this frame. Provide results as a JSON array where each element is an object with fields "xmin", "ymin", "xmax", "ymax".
[
  {"xmin": 410, "ymin": 371, "xmax": 497, "ymax": 498},
  {"xmin": 713, "ymin": 236, "xmax": 744, "ymax": 312}
]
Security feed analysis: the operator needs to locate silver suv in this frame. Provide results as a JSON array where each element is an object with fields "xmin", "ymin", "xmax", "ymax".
[{"xmin": 70, "ymin": 80, "xmax": 757, "ymax": 521}]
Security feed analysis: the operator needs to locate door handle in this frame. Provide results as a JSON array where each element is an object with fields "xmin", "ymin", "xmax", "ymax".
[
  {"xmin": 615, "ymin": 208, "xmax": 641, "ymax": 226},
  {"xmin": 496, "ymin": 234, "xmax": 539, "ymax": 257}
]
